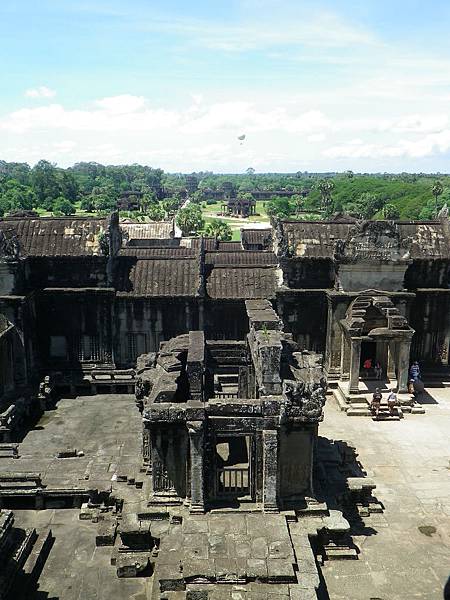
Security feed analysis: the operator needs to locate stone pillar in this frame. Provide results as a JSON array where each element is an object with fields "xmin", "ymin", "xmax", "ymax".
[
  {"xmin": 349, "ymin": 338, "xmax": 361, "ymax": 394},
  {"xmin": 166, "ymin": 428, "xmax": 176, "ymax": 494},
  {"xmin": 155, "ymin": 308, "xmax": 163, "ymax": 347},
  {"xmin": 142, "ymin": 422, "xmax": 151, "ymax": 470},
  {"xmin": 397, "ymin": 339, "xmax": 412, "ymax": 394},
  {"xmin": 185, "ymin": 301, "xmax": 192, "ymax": 331},
  {"xmin": 325, "ymin": 296, "xmax": 346, "ymax": 379},
  {"xmin": 150, "ymin": 428, "xmax": 165, "ymax": 494},
  {"xmin": 198, "ymin": 299, "xmax": 205, "ymax": 332},
  {"xmin": 263, "ymin": 430, "xmax": 279, "ymax": 513},
  {"xmin": 377, "ymin": 341, "xmax": 389, "ymax": 379},
  {"xmin": 387, "ymin": 341, "xmax": 397, "ymax": 380},
  {"xmin": 188, "ymin": 421, "xmax": 205, "ymax": 513},
  {"xmin": 340, "ymin": 335, "xmax": 351, "ymax": 380}
]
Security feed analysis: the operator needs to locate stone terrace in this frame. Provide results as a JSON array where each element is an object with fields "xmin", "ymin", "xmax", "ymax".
[{"xmin": 320, "ymin": 385, "xmax": 450, "ymax": 600}]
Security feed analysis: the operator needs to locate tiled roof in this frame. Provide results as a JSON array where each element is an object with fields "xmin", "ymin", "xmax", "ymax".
[
  {"xmin": 183, "ymin": 237, "xmax": 218, "ymax": 251},
  {"xmin": 280, "ymin": 220, "xmax": 450, "ymax": 259},
  {"xmin": 119, "ymin": 247, "xmax": 197, "ymax": 258},
  {"xmin": 0, "ymin": 217, "xmax": 106, "ymax": 256},
  {"xmin": 216, "ymin": 241, "xmax": 243, "ymax": 251},
  {"xmin": 120, "ymin": 221, "xmax": 174, "ymax": 244},
  {"xmin": 206, "ymin": 266, "xmax": 278, "ymax": 299},
  {"xmin": 241, "ymin": 228, "xmax": 273, "ymax": 249},
  {"xmin": 205, "ymin": 251, "xmax": 278, "ymax": 266},
  {"xmin": 116, "ymin": 258, "xmax": 200, "ymax": 297}
]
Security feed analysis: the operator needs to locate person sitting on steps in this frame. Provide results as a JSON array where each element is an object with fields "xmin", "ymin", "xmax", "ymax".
[
  {"xmin": 387, "ymin": 389, "xmax": 397, "ymax": 415},
  {"xmin": 371, "ymin": 387, "xmax": 382, "ymax": 418}
]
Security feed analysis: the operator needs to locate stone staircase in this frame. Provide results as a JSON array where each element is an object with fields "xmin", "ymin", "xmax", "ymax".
[{"xmin": 333, "ymin": 381, "xmax": 424, "ymax": 417}]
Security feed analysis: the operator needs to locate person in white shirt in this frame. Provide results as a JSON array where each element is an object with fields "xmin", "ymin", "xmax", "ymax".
[{"xmin": 387, "ymin": 389, "xmax": 397, "ymax": 415}]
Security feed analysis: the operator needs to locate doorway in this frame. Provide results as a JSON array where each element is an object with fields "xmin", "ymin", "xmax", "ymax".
[
  {"xmin": 360, "ymin": 341, "xmax": 376, "ymax": 370},
  {"xmin": 214, "ymin": 434, "xmax": 253, "ymax": 502}
]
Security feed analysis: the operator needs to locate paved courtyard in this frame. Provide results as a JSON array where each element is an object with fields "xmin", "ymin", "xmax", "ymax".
[
  {"xmin": 319, "ymin": 385, "xmax": 450, "ymax": 600},
  {"xmin": 2, "ymin": 389, "xmax": 450, "ymax": 599}
]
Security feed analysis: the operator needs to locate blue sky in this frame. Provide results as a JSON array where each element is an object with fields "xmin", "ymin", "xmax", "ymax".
[{"xmin": 1, "ymin": 0, "xmax": 450, "ymax": 172}]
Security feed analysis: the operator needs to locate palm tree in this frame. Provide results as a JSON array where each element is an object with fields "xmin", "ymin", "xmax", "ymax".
[
  {"xmin": 204, "ymin": 219, "xmax": 232, "ymax": 241},
  {"xmin": 432, "ymin": 181, "xmax": 444, "ymax": 216},
  {"xmin": 317, "ymin": 179, "xmax": 335, "ymax": 211}
]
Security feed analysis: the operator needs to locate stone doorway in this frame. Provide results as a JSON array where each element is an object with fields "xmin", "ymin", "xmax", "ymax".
[
  {"xmin": 214, "ymin": 434, "xmax": 254, "ymax": 502},
  {"xmin": 360, "ymin": 341, "xmax": 376, "ymax": 369}
]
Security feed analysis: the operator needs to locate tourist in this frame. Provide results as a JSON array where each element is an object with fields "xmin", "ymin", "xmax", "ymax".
[
  {"xmin": 363, "ymin": 357, "xmax": 372, "ymax": 378},
  {"xmin": 387, "ymin": 389, "xmax": 397, "ymax": 415},
  {"xmin": 409, "ymin": 361, "xmax": 421, "ymax": 382},
  {"xmin": 374, "ymin": 361, "xmax": 382, "ymax": 380},
  {"xmin": 371, "ymin": 387, "xmax": 382, "ymax": 418}
]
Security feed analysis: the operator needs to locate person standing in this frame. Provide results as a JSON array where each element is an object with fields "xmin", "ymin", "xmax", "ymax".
[
  {"xmin": 374, "ymin": 361, "xmax": 382, "ymax": 380},
  {"xmin": 363, "ymin": 357, "xmax": 372, "ymax": 378},
  {"xmin": 409, "ymin": 361, "xmax": 421, "ymax": 382}
]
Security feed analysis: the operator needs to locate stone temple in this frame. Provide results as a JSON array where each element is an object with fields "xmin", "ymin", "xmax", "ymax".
[{"xmin": 0, "ymin": 212, "xmax": 449, "ymax": 599}]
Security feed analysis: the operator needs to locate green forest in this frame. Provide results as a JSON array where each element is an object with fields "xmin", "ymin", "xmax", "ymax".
[{"xmin": 1, "ymin": 160, "xmax": 449, "ymax": 224}]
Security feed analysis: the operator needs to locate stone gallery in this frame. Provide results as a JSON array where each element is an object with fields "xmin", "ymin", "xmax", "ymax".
[{"xmin": 0, "ymin": 211, "xmax": 449, "ymax": 598}]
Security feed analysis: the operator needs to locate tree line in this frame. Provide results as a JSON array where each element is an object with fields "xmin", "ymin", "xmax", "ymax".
[{"xmin": 1, "ymin": 160, "xmax": 448, "ymax": 223}]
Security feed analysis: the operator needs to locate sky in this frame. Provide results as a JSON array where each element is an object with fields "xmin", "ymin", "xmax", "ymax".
[{"xmin": 1, "ymin": 0, "xmax": 450, "ymax": 173}]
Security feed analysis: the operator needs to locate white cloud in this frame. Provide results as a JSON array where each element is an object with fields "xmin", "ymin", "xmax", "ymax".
[
  {"xmin": 324, "ymin": 129, "xmax": 450, "ymax": 160},
  {"xmin": 2, "ymin": 91, "xmax": 450, "ymax": 172},
  {"xmin": 308, "ymin": 134, "xmax": 326, "ymax": 143},
  {"xmin": 95, "ymin": 94, "xmax": 146, "ymax": 114},
  {"xmin": 25, "ymin": 86, "xmax": 56, "ymax": 99}
]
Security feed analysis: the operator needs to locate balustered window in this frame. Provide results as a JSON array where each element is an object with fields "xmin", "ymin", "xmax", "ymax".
[{"xmin": 126, "ymin": 332, "xmax": 148, "ymax": 362}]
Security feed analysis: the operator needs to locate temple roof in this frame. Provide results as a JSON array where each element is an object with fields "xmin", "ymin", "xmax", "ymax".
[
  {"xmin": 206, "ymin": 266, "xmax": 278, "ymax": 299},
  {"xmin": 119, "ymin": 247, "xmax": 196, "ymax": 258},
  {"xmin": 241, "ymin": 228, "xmax": 272, "ymax": 250},
  {"xmin": 0, "ymin": 217, "xmax": 107, "ymax": 257},
  {"xmin": 205, "ymin": 251, "xmax": 277, "ymax": 266},
  {"xmin": 116, "ymin": 257, "xmax": 201, "ymax": 297},
  {"xmin": 120, "ymin": 221, "xmax": 174, "ymax": 244},
  {"xmin": 279, "ymin": 220, "xmax": 450, "ymax": 260}
]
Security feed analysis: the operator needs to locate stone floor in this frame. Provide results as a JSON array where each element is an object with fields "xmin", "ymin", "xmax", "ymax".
[
  {"xmin": 2, "ymin": 389, "xmax": 450, "ymax": 599},
  {"xmin": 319, "ymin": 384, "xmax": 450, "ymax": 600},
  {"xmin": 13, "ymin": 508, "xmax": 149, "ymax": 600},
  {"xmin": 2, "ymin": 394, "xmax": 150, "ymax": 599},
  {"xmin": 2, "ymin": 394, "xmax": 144, "ymax": 495},
  {"xmin": 157, "ymin": 513, "xmax": 296, "ymax": 587}
]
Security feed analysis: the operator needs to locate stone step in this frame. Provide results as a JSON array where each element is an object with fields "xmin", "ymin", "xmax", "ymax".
[
  {"xmin": 22, "ymin": 528, "xmax": 53, "ymax": 583},
  {"xmin": 332, "ymin": 388, "xmax": 349, "ymax": 413},
  {"xmin": 347, "ymin": 407, "xmax": 371, "ymax": 417}
]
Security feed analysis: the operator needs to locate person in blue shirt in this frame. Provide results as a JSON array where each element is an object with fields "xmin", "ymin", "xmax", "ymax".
[{"xmin": 409, "ymin": 361, "xmax": 421, "ymax": 381}]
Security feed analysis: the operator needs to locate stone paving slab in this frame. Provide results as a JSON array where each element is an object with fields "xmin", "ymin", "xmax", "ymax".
[
  {"xmin": 0, "ymin": 395, "xmax": 144, "ymax": 499},
  {"xmin": 159, "ymin": 513, "xmax": 297, "ymax": 585},
  {"xmin": 320, "ymin": 385, "xmax": 450, "ymax": 600}
]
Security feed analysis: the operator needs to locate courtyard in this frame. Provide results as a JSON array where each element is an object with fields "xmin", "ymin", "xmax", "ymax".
[
  {"xmin": 1, "ymin": 385, "xmax": 449, "ymax": 599},
  {"xmin": 320, "ymin": 384, "xmax": 450, "ymax": 600}
]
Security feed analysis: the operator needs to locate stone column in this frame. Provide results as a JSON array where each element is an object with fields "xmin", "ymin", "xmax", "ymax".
[
  {"xmin": 188, "ymin": 421, "xmax": 205, "ymax": 513},
  {"xmin": 377, "ymin": 341, "xmax": 389, "ymax": 379},
  {"xmin": 198, "ymin": 299, "xmax": 205, "ymax": 332},
  {"xmin": 387, "ymin": 341, "xmax": 397, "ymax": 381},
  {"xmin": 397, "ymin": 339, "xmax": 412, "ymax": 394},
  {"xmin": 263, "ymin": 430, "xmax": 279, "ymax": 513},
  {"xmin": 155, "ymin": 307, "xmax": 163, "ymax": 347},
  {"xmin": 349, "ymin": 338, "xmax": 362, "ymax": 394},
  {"xmin": 142, "ymin": 421, "xmax": 151, "ymax": 470},
  {"xmin": 325, "ymin": 296, "xmax": 346, "ymax": 379},
  {"xmin": 185, "ymin": 301, "xmax": 192, "ymax": 331},
  {"xmin": 340, "ymin": 335, "xmax": 351, "ymax": 381},
  {"xmin": 150, "ymin": 428, "xmax": 165, "ymax": 494}
]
